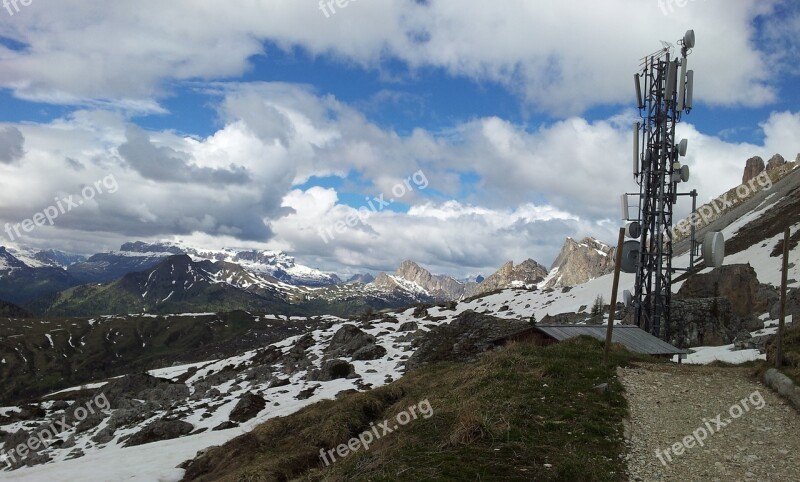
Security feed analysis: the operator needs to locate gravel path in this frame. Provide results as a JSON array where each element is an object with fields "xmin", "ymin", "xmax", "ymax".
[{"xmin": 621, "ymin": 363, "xmax": 800, "ymax": 481}]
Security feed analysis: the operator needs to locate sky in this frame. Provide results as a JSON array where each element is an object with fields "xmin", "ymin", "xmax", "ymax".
[{"xmin": 0, "ymin": 0, "xmax": 798, "ymax": 279}]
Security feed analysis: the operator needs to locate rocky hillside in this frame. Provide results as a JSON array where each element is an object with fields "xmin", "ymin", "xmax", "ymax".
[
  {"xmin": 543, "ymin": 237, "xmax": 614, "ymax": 288},
  {"xmin": 369, "ymin": 260, "xmax": 472, "ymax": 301},
  {"xmin": 466, "ymin": 259, "xmax": 548, "ymax": 297}
]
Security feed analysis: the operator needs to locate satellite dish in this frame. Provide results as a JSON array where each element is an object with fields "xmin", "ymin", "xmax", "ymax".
[
  {"xmin": 626, "ymin": 221, "xmax": 641, "ymax": 239},
  {"xmin": 678, "ymin": 139, "xmax": 688, "ymax": 157},
  {"xmin": 680, "ymin": 165, "xmax": 690, "ymax": 182},
  {"xmin": 702, "ymin": 232, "xmax": 725, "ymax": 268},
  {"xmin": 623, "ymin": 290, "xmax": 633, "ymax": 308},
  {"xmin": 621, "ymin": 240, "xmax": 640, "ymax": 274},
  {"xmin": 683, "ymin": 30, "xmax": 695, "ymax": 50}
]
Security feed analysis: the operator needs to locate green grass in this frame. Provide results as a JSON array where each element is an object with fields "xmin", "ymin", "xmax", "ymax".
[{"xmin": 182, "ymin": 337, "xmax": 656, "ymax": 482}]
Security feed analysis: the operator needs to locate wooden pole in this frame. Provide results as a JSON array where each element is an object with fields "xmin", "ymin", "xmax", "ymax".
[
  {"xmin": 605, "ymin": 228, "xmax": 626, "ymax": 365},
  {"xmin": 776, "ymin": 228, "xmax": 790, "ymax": 368}
]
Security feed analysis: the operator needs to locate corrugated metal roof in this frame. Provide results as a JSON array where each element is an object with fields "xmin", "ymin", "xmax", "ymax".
[{"xmin": 533, "ymin": 325, "xmax": 686, "ymax": 355}]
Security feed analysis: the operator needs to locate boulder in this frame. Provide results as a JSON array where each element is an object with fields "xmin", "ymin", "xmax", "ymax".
[
  {"xmin": 229, "ymin": 393, "xmax": 266, "ymax": 423},
  {"xmin": 352, "ymin": 344, "xmax": 387, "ymax": 361},
  {"xmin": 124, "ymin": 419, "xmax": 194, "ymax": 447},
  {"xmin": 397, "ymin": 321, "xmax": 419, "ymax": 332},
  {"xmin": 733, "ymin": 330, "xmax": 753, "ymax": 350},
  {"xmin": 326, "ymin": 325, "xmax": 376, "ymax": 358},
  {"xmin": 307, "ymin": 359, "xmax": 356, "ymax": 381},
  {"xmin": 677, "ymin": 264, "xmax": 770, "ymax": 318},
  {"xmin": 296, "ymin": 384, "xmax": 320, "ymax": 400}
]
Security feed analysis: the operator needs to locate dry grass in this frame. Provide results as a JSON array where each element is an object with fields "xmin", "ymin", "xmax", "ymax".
[{"xmin": 181, "ymin": 337, "xmax": 654, "ymax": 482}]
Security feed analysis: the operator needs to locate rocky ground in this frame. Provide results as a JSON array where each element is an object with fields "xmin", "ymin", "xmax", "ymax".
[{"xmin": 621, "ymin": 363, "xmax": 800, "ymax": 481}]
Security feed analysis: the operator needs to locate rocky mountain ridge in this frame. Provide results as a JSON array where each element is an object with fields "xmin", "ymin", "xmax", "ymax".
[{"xmin": 543, "ymin": 237, "xmax": 615, "ymax": 288}]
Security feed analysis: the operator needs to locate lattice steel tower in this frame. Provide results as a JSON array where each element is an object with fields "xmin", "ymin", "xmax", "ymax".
[{"xmin": 623, "ymin": 30, "xmax": 696, "ymax": 341}]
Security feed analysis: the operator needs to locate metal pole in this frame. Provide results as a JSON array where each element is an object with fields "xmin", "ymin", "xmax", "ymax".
[
  {"xmin": 605, "ymin": 228, "xmax": 626, "ymax": 365},
  {"xmin": 776, "ymin": 228, "xmax": 790, "ymax": 368}
]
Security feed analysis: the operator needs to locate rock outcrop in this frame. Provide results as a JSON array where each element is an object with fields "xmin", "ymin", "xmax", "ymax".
[
  {"xmin": 228, "ymin": 393, "xmax": 267, "ymax": 423},
  {"xmin": 404, "ymin": 310, "xmax": 528, "ymax": 370},
  {"xmin": 672, "ymin": 298, "xmax": 737, "ymax": 347},
  {"xmin": 467, "ymin": 259, "xmax": 548, "ymax": 297},
  {"xmin": 676, "ymin": 264, "xmax": 770, "ymax": 318},
  {"xmin": 544, "ymin": 237, "xmax": 614, "ymax": 288},
  {"xmin": 742, "ymin": 156, "xmax": 766, "ymax": 184},
  {"xmin": 124, "ymin": 419, "xmax": 194, "ymax": 447},
  {"xmin": 767, "ymin": 153, "xmax": 786, "ymax": 172},
  {"xmin": 325, "ymin": 324, "xmax": 376, "ymax": 358}
]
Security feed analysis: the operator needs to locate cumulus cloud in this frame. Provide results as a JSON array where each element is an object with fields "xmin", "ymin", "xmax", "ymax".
[
  {"xmin": 0, "ymin": 126, "xmax": 25, "ymax": 164},
  {"xmin": 0, "ymin": 84, "xmax": 797, "ymax": 277},
  {"xmin": 0, "ymin": 0, "xmax": 789, "ymax": 114},
  {"xmin": 118, "ymin": 125, "xmax": 251, "ymax": 185}
]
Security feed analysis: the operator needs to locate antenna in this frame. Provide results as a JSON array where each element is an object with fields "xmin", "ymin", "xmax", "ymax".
[
  {"xmin": 624, "ymin": 29, "xmax": 701, "ymax": 346},
  {"xmin": 659, "ymin": 40, "xmax": 676, "ymax": 55},
  {"xmin": 633, "ymin": 122, "xmax": 640, "ymax": 176},
  {"xmin": 677, "ymin": 58, "xmax": 688, "ymax": 110},
  {"xmin": 634, "ymin": 74, "xmax": 644, "ymax": 109},
  {"xmin": 678, "ymin": 139, "xmax": 688, "ymax": 157},
  {"xmin": 621, "ymin": 194, "xmax": 630, "ymax": 220},
  {"xmin": 685, "ymin": 70, "xmax": 694, "ymax": 110},
  {"xmin": 665, "ymin": 59, "xmax": 678, "ymax": 99}
]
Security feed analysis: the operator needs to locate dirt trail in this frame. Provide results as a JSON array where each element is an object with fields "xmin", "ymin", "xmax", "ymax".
[{"xmin": 621, "ymin": 363, "xmax": 800, "ymax": 481}]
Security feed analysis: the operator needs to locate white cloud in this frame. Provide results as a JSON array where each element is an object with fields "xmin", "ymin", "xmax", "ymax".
[
  {"xmin": 0, "ymin": 84, "xmax": 797, "ymax": 277},
  {"xmin": 0, "ymin": 0, "xmax": 788, "ymax": 114}
]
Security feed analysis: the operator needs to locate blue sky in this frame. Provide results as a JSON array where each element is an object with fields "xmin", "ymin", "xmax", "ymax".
[{"xmin": 0, "ymin": 0, "xmax": 798, "ymax": 278}]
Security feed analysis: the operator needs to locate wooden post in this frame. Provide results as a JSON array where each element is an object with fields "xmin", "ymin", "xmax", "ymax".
[
  {"xmin": 776, "ymin": 228, "xmax": 790, "ymax": 368},
  {"xmin": 605, "ymin": 228, "xmax": 626, "ymax": 366}
]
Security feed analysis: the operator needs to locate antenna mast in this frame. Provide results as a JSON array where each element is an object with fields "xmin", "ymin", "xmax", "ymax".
[{"xmin": 623, "ymin": 30, "xmax": 697, "ymax": 344}]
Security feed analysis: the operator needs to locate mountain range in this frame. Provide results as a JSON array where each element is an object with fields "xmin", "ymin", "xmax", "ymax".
[{"xmin": 0, "ymin": 237, "xmax": 616, "ymax": 317}]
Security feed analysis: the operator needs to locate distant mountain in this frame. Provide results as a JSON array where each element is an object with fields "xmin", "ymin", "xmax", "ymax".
[
  {"xmin": 0, "ymin": 247, "xmax": 78, "ymax": 304},
  {"xmin": 467, "ymin": 259, "xmax": 548, "ymax": 297},
  {"xmin": 181, "ymin": 245, "xmax": 341, "ymax": 287},
  {"xmin": 66, "ymin": 242, "xmax": 180, "ymax": 284},
  {"xmin": 347, "ymin": 273, "xmax": 375, "ymax": 284},
  {"xmin": 35, "ymin": 254, "xmax": 299, "ymax": 317},
  {"xmin": 371, "ymin": 260, "xmax": 472, "ymax": 301},
  {"xmin": 32, "ymin": 249, "xmax": 86, "ymax": 268},
  {"xmin": 542, "ymin": 237, "xmax": 614, "ymax": 288}
]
